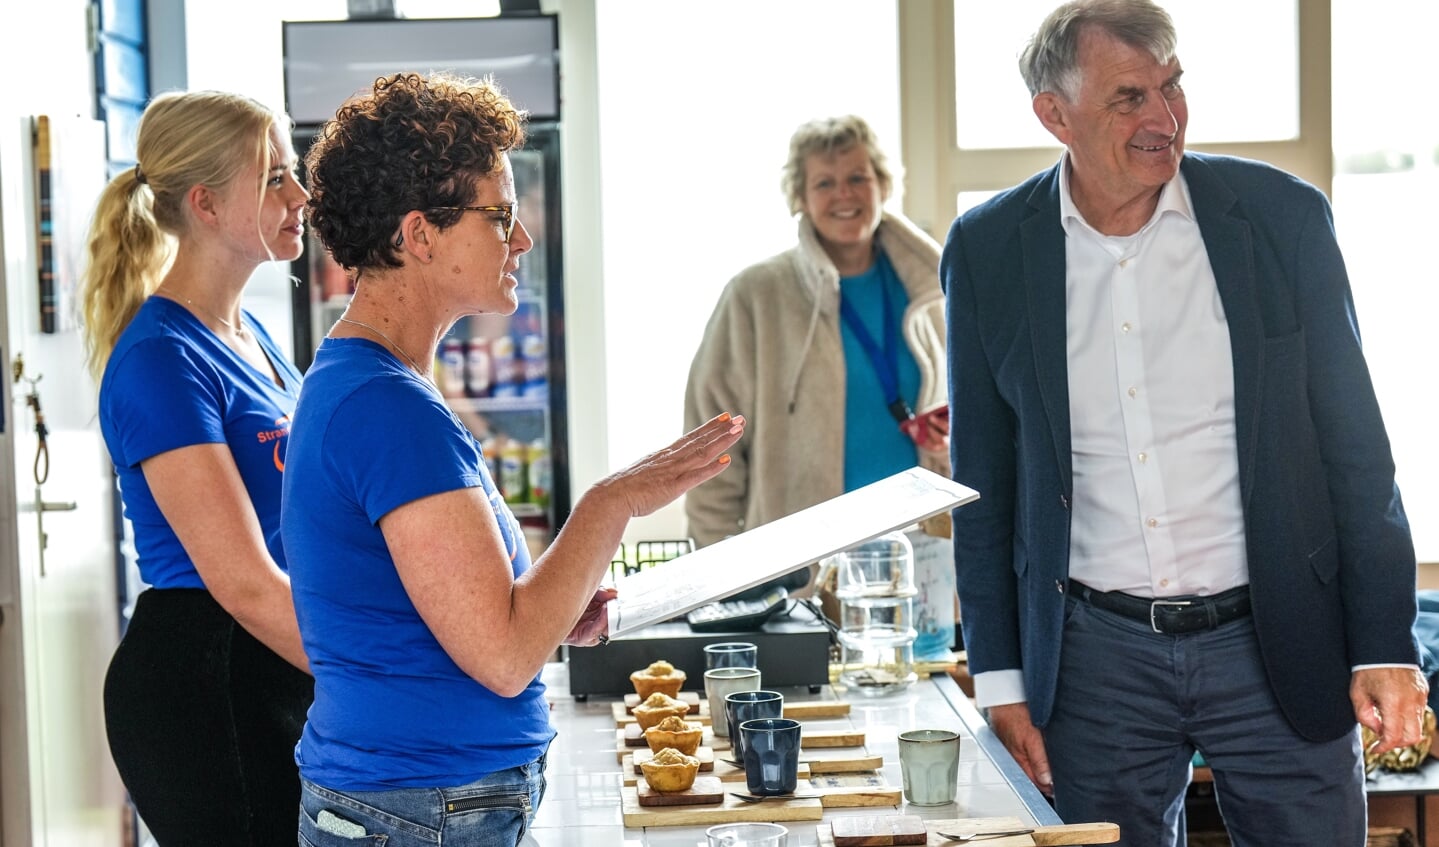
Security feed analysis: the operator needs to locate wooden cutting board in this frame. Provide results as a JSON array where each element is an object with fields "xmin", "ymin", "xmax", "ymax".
[
  {"xmin": 783, "ymin": 700, "xmax": 851, "ymax": 719},
  {"xmin": 816, "ymin": 818, "xmax": 1120, "ymax": 846},
  {"xmin": 831, "ymin": 815, "xmax": 928, "ymax": 846},
  {"xmin": 629, "ymin": 747, "xmax": 715, "ymax": 772},
  {"xmin": 802, "ymin": 729, "xmax": 866, "ymax": 748},
  {"xmin": 617, "ymin": 723, "xmax": 715, "ymax": 754},
  {"xmin": 613, "ymin": 702, "xmax": 711, "ymax": 726},
  {"xmin": 620, "ymin": 785, "xmax": 822, "ymax": 828},
  {"xmin": 802, "ymin": 752, "xmax": 884, "ymax": 774},
  {"xmin": 635, "ymin": 775, "xmax": 724, "ymax": 807},
  {"xmin": 624, "ymin": 759, "xmax": 811, "ymax": 787},
  {"xmin": 624, "ymin": 690, "xmax": 702, "ymax": 713},
  {"xmin": 808, "ymin": 773, "xmax": 902, "ymax": 808}
]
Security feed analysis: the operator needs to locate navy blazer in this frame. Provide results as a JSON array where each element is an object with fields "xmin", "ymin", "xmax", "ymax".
[{"xmin": 941, "ymin": 152, "xmax": 1418, "ymax": 741}]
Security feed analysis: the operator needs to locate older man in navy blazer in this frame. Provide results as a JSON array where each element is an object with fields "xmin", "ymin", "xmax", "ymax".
[{"xmin": 942, "ymin": 2, "xmax": 1427, "ymax": 845}]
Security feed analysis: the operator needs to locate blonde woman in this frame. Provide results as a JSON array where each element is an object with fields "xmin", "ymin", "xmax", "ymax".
[{"xmin": 81, "ymin": 90, "xmax": 313, "ymax": 845}]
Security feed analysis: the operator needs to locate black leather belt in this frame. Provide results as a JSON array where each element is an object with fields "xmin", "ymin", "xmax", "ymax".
[{"xmin": 1068, "ymin": 580, "xmax": 1252, "ymax": 634}]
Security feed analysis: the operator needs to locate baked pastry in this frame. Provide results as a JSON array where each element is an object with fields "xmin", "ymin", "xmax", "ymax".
[
  {"xmin": 632, "ymin": 691, "xmax": 690, "ymax": 730},
  {"xmin": 630, "ymin": 659, "xmax": 687, "ymax": 699},
  {"xmin": 643, "ymin": 715, "xmax": 703, "ymax": 756},
  {"xmin": 640, "ymin": 746, "xmax": 700, "ymax": 793}
]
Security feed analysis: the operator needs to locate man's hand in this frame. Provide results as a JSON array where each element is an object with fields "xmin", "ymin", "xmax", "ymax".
[
  {"xmin": 1351, "ymin": 666, "xmax": 1431, "ymax": 755},
  {"xmin": 987, "ymin": 701, "xmax": 1053, "ymax": 796}
]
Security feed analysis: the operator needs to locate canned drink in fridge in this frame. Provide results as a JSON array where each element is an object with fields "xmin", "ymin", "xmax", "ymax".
[
  {"xmin": 520, "ymin": 334, "xmax": 548, "ymax": 399},
  {"xmin": 526, "ymin": 439, "xmax": 551, "ymax": 510},
  {"xmin": 491, "ymin": 335, "xmax": 519, "ymax": 398},
  {"xmin": 440, "ymin": 337, "xmax": 466, "ymax": 395},
  {"xmin": 465, "ymin": 337, "xmax": 491, "ymax": 398},
  {"xmin": 499, "ymin": 438, "xmax": 528, "ymax": 502}
]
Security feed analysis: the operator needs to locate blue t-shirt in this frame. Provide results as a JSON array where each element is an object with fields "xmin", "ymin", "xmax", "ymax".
[
  {"xmin": 99, "ymin": 296, "xmax": 302, "ymax": 588},
  {"xmin": 840, "ymin": 251, "xmax": 921, "ymax": 490},
  {"xmin": 282, "ymin": 337, "xmax": 552, "ymax": 790}
]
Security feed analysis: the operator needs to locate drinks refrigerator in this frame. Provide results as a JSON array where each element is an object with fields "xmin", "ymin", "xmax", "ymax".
[{"xmin": 282, "ymin": 15, "xmax": 570, "ymax": 547}]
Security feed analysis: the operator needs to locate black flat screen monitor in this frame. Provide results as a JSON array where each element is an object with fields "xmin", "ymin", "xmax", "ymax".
[{"xmin": 283, "ymin": 15, "xmax": 559, "ymax": 126}]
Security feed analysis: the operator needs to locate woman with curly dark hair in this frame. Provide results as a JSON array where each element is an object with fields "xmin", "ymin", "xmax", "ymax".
[{"xmin": 283, "ymin": 72, "xmax": 745, "ymax": 845}]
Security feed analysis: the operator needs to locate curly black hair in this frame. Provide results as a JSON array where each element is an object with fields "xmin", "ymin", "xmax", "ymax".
[{"xmin": 304, "ymin": 72, "xmax": 527, "ymax": 271}]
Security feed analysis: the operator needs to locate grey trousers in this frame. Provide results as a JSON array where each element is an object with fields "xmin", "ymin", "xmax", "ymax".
[{"xmin": 1042, "ymin": 595, "xmax": 1366, "ymax": 847}]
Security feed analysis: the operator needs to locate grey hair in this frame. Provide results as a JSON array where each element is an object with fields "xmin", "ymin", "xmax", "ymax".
[
  {"xmin": 780, "ymin": 115, "xmax": 893, "ymax": 216},
  {"xmin": 1019, "ymin": 0, "xmax": 1177, "ymax": 101}
]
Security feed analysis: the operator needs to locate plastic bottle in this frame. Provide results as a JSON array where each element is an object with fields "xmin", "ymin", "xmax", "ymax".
[
  {"xmin": 465, "ymin": 337, "xmax": 491, "ymax": 398},
  {"xmin": 490, "ymin": 335, "xmax": 519, "ymax": 398},
  {"xmin": 498, "ymin": 438, "xmax": 528, "ymax": 502},
  {"xmin": 526, "ymin": 438, "xmax": 551, "ymax": 510},
  {"xmin": 520, "ymin": 334, "xmax": 548, "ymax": 399},
  {"xmin": 480, "ymin": 436, "xmax": 500, "ymax": 482},
  {"xmin": 440, "ymin": 337, "xmax": 466, "ymax": 394}
]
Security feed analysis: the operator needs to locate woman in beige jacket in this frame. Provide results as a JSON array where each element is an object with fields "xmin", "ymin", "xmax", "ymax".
[{"xmin": 684, "ymin": 115, "xmax": 947, "ymax": 551}]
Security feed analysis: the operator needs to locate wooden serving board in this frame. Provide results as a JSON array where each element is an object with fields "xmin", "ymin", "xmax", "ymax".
[
  {"xmin": 816, "ymin": 818, "xmax": 1120, "ymax": 846},
  {"xmin": 635, "ymin": 775, "xmax": 724, "ymax": 807},
  {"xmin": 618, "ymin": 722, "xmax": 714, "ymax": 751},
  {"xmin": 621, "ymin": 785, "xmax": 822, "ymax": 828},
  {"xmin": 808, "ymin": 773, "xmax": 903, "ymax": 808},
  {"xmin": 624, "ymin": 690, "xmax": 701, "ymax": 713},
  {"xmin": 802, "ymin": 752, "xmax": 884, "ymax": 774},
  {"xmin": 613, "ymin": 702, "xmax": 711, "ymax": 726},
  {"xmin": 831, "ymin": 814, "xmax": 927, "ymax": 846},
  {"xmin": 631, "ymin": 758, "xmax": 811, "ymax": 786},
  {"xmin": 629, "ymin": 747, "xmax": 715, "ymax": 772},
  {"xmin": 801, "ymin": 729, "xmax": 866, "ymax": 748},
  {"xmin": 783, "ymin": 700, "xmax": 851, "ymax": 719}
]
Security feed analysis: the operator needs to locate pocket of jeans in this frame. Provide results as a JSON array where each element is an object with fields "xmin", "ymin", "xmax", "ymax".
[
  {"xmin": 298, "ymin": 805, "xmax": 389, "ymax": 845},
  {"xmin": 443, "ymin": 788, "xmax": 532, "ymax": 844}
]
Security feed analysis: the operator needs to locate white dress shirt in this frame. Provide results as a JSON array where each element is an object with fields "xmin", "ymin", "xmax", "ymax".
[{"xmin": 974, "ymin": 153, "xmax": 1249, "ymax": 709}]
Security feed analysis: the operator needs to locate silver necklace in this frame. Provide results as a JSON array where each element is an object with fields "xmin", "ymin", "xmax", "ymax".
[
  {"xmin": 336, "ymin": 317, "xmax": 429, "ymax": 376},
  {"xmin": 159, "ymin": 287, "xmax": 249, "ymax": 339}
]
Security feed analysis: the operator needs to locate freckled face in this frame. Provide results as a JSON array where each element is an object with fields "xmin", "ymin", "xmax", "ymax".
[{"xmin": 437, "ymin": 156, "xmax": 533, "ymax": 317}]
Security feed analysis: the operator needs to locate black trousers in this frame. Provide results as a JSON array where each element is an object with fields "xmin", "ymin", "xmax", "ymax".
[{"xmin": 104, "ymin": 588, "xmax": 314, "ymax": 846}]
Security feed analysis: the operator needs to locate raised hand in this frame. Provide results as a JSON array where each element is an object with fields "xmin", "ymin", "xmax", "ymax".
[{"xmin": 596, "ymin": 413, "xmax": 746, "ymax": 518}]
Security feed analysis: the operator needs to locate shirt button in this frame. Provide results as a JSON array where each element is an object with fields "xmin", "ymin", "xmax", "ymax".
[
  {"xmin": 1160, "ymin": 578, "xmax": 1170, "ymax": 588},
  {"xmin": 1137, "ymin": 452, "xmax": 1148, "ymax": 463},
  {"xmin": 1119, "ymin": 259, "xmax": 1129, "ymax": 268},
  {"xmin": 1121, "ymin": 322, "xmax": 1132, "ymax": 333},
  {"xmin": 1147, "ymin": 517, "xmax": 1159, "ymax": 528},
  {"xmin": 1128, "ymin": 387, "xmax": 1138, "ymax": 398}
]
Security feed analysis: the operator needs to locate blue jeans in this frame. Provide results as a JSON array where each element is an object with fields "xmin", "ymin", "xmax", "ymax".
[
  {"xmin": 298, "ymin": 753, "xmax": 548, "ymax": 847},
  {"xmin": 1044, "ymin": 596, "xmax": 1365, "ymax": 847}
]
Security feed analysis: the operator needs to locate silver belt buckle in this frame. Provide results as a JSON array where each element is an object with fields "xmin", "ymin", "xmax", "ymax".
[{"xmin": 1150, "ymin": 599, "xmax": 1193, "ymax": 633}]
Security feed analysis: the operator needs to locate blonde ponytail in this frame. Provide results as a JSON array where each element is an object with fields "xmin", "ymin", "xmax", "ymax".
[{"xmin": 81, "ymin": 167, "xmax": 172, "ymax": 383}]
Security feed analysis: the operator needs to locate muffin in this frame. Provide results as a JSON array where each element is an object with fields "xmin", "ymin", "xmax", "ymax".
[
  {"xmin": 632, "ymin": 692, "xmax": 691, "ymax": 730},
  {"xmin": 643, "ymin": 715, "xmax": 704, "ymax": 756},
  {"xmin": 630, "ymin": 659, "xmax": 687, "ymax": 699},
  {"xmin": 640, "ymin": 746, "xmax": 701, "ymax": 793}
]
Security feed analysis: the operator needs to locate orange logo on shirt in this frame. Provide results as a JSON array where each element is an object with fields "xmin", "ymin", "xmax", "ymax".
[{"xmin": 256, "ymin": 415, "xmax": 292, "ymax": 472}]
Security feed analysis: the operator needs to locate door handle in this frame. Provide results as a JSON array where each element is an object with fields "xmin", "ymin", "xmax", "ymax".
[{"xmin": 39, "ymin": 500, "xmax": 76, "ymax": 512}]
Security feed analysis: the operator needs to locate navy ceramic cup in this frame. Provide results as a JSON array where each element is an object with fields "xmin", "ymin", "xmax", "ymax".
[
  {"xmin": 725, "ymin": 690, "xmax": 784, "ymax": 763},
  {"xmin": 739, "ymin": 717, "xmax": 802, "ymax": 796}
]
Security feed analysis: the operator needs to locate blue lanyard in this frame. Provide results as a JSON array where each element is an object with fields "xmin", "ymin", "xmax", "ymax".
[{"xmin": 839, "ymin": 275, "xmax": 913, "ymax": 424}]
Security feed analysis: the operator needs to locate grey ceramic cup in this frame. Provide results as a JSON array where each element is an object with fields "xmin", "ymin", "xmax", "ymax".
[
  {"xmin": 704, "ymin": 641, "xmax": 758, "ymax": 670},
  {"xmin": 898, "ymin": 728, "xmax": 961, "ymax": 805},
  {"xmin": 725, "ymin": 690, "xmax": 784, "ymax": 762},
  {"xmin": 704, "ymin": 666, "xmax": 761, "ymax": 736},
  {"xmin": 740, "ymin": 717, "xmax": 802, "ymax": 796}
]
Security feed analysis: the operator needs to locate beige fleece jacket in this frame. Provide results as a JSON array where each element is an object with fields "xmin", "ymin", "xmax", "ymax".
[{"xmin": 683, "ymin": 211, "xmax": 947, "ymax": 548}]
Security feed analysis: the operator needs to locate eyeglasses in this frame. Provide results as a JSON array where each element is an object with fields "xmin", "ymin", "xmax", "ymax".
[{"xmin": 429, "ymin": 203, "xmax": 518, "ymax": 244}]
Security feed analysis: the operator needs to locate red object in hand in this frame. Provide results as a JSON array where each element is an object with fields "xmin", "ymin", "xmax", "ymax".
[{"xmin": 898, "ymin": 403, "xmax": 949, "ymax": 451}]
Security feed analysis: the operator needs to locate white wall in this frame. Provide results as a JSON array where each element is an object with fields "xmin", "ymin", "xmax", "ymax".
[{"xmin": 593, "ymin": 0, "xmax": 902, "ymax": 542}]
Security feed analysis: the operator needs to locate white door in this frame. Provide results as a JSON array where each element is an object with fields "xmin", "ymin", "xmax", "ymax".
[{"xmin": 0, "ymin": 114, "xmax": 127, "ymax": 846}]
